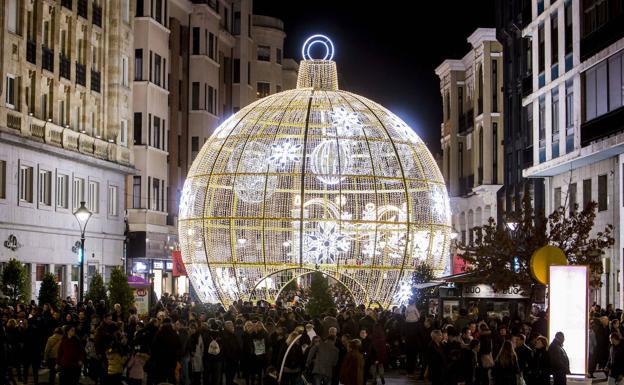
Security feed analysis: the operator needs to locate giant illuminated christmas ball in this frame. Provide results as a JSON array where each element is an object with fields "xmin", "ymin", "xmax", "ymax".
[{"xmin": 179, "ymin": 35, "xmax": 451, "ymax": 307}]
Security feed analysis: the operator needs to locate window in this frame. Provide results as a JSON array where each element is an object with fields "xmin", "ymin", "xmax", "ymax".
[
  {"xmin": 492, "ymin": 122, "xmax": 498, "ymax": 184},
  {"xmin": 73, "ymin": 177, "xmax": 84, "ymax": 210},
  {"xmin": 248, "ymin": 14, "xmax": 251, "ymax": 37},
  {"xmin": 445, "ymin": 92, "xmax": 450, "ymax": 120},
  {"xmin": 154, "ymin": 54, "xmax": 161, "ymax": 86},
  {"xmin": 552, "ymin": 88, "xmax": 560, "ymax": 158},
  {"xmin": 258, "ymin": 45, "xmax": 271, "ymax": 61},
  {"xmin": 554, "ymin": 187, "xmax": 562, "ymax": 209},
  {"xmin": 119, "ymin": 119, "xmax": 128, "ymax": 146},
  {"xmin": 56, "ymin": 174, "xmax": 68, "ymax": 209},
  {"xmin": 154, "ymin": 0, "xmax": 162, "ymax": 23},
  {"xmin": 583, "ymin": 178, "xmax": 592, "ymax": 209},
  {"xmin": 234, "ymin": 59, "xmax": 240, "ymax": 83},
  {"xmin": 458, "ymin": 87, "xmax": 463, "ymax": 116},
  {"xmin": 108, "ymin": 185, "xmax": 118, "ymax": 216},
  {"xmin": 538, "ymin": 96, "xmax": 546, "ymax": 163},
  {"xmin": 134, "ymin": 112, "xmax": 142, "ymax": 144},
  {"xmin": 538, "ymin": 24, "xmax": 545, "ymax": 80},
  {"xmin": 19, "ymin": 165, "xmax": 33, "ymax": 203},
  {"xmin": 153, "ymin": 116, "xmax": 161, "ymax": 149},
  {"xmin": 247, "ymin": 62, "xmax": 251, "ymax": 85},
  {"xmin": 565, "ymin": 80, "xmax": 574, "ymax": 152},
  {"xmin": 565, "ymin": 1, "xmax": 573, "ymax": 62},
  {"xmin": 551, "ymin": 13, "xmax": 559, "ymax": 66},
  {"xmin": 233, "ymin": 11, "xmax": 240, "ymax": 35},
  {"xmin": 5, "ymin": 75, "xmax": 16, "ymax": 109},
  {"xmin": 192, "ymin": 28, "xmax": 200, "ymax": 55},
  {"xmin": 132, "ymin": 176, "xmax": 141, "ymax": 208},
  {"xmin": 568, "ymin": 182, "xmax": 577, "ymax": 215},
  {"xmin": 458, "ymin": 142, "xmax": 464, "ymax": 178},
  {"xmin": 121, "ymin": 55, "xmax": 129, "ymax": 87},
  {"xmin": 191, "ymin": 136, "xmax": 199, "ymax": 161},
  {"xmin": 8, "ymin": 0, "xmax": 19, "ymax": 33},
  {"xmin": 584, "ymin": 60, "xmax": 610, "ymax": 121},
  {"xmin": 192, "ymin": 82, "xmax": 200, "ymax": 110},
  {"xmin": 276, "ymin": 48, "xmax": 282, "ymax": 64},
  {"xmin": 209, "ymin": 32, "xmax": 216, "ymax": 60},
  {"xmin": 257, "ymin": 82, "xmax": 270, "ymax": 98},
  {"xmin": 492, "ymin": 60, "xmax": 498, "ymax": 112},
  {"xmin": 136, "ymin": 0, "xmax": 144, "ymax": 16},
  {"xmin": 598, "ymin": 174, "xmax": 608, "ymax": 211},
  {"xmin": 0, "ymin": 160, "xmax": 5, "ymax": 199},
  {"xmin": 151, "ymin": 177, "xmax": 160, "ymax": 211},
  {"xmin": 276, "ymin": 85, "xmax": 282, "ymax": 92},
  {"xmin": 478, "ymin": 128, "xmax": 483, "ymax": 184},
  {"xmin": 38, "ymin": 170, "xmax": 51, "ymax": 206},
  {"xmin": 88, "ymin": 181, "xmax": 99, "ymax": 213},
  {"xmin": 608, "ymin": 53, "xmax": 623, "ymax": 111},
  {"xmin": 208, "ymin": 86, "xmax": 216, "ymax": 114}
]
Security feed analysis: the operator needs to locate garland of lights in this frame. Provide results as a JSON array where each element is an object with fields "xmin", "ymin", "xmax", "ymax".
[{"xmin": 178, "ymin": 35, "xmax": 452, "ymax": 307}]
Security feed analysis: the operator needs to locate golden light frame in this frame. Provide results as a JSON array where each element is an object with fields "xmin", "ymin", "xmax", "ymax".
[{"xmin": 179, "ymin": 36, "xmax": 452, "ymax": 307}]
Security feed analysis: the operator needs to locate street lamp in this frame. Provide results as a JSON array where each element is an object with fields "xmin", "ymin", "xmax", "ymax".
[{"xmin": 73, "ymin": 201, "xmax": 92, "ymax": 303}]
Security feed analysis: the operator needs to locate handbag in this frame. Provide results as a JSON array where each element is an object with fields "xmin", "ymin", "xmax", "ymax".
[{"xmin": 481, "ymin": 353, "xmax": 494, "ymax": 369}]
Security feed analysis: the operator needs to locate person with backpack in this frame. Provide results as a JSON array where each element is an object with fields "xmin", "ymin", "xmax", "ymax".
[{"xmin": 203, "ymin": 322, "xmax": 223, "ymax": 385}]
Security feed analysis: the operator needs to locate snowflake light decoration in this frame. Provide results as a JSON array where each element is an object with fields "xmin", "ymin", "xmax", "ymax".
[
  {"xmin": 392, "ymin": 276, "xmax": 414, "ymax": 306},
  {"xmin": 269, "ymin": 140, "xmax": 302, "ymax": 170},
  {"xmin": 304, "ymin": 221, "xmax": 350, "ymax": 264},
  {"xmin": 329, "ymin": 107, "xmax": 363, "ymax": 136}
]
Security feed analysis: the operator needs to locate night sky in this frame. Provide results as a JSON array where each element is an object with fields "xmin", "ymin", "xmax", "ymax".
[{"xmin": 254, "ymin": 0, "xmax": 496, "ymax": 154}]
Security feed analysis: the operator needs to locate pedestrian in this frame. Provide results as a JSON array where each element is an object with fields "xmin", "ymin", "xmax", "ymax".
[
  {"xmin": 306, "ymin": 335, "xmax": 339, "ymax": 385},
  {"xmin": 105, "ymin": 337, "xmax": 127, "ymax": 385},
  {"xmin": 548, "ymin": 332, "xmax": 570, "ymax": 385},
  {"xmin": 221, "ymin": 320, "xmax": 241, "ymax": 385},
  {"xmin": 605, "ymin": 332, "xmax": 623, "ymax": 385},
  {"xmin": 425, "ymin": 330, "xmax": 446, "ymax": 385},
  {"xmin": 493, "ymin": 340, "xmax": 520, "ymax": 385},
  {"xmin": 340, "ymin": 339, "xmax": 364, "ymax": 385},
  {"xmin": 187, "ymin": 322, "xmax": 203, "ymax": 385},
  {"xmin": 148, "ymin": 318, "xmax": 181, "ymax": 385},
  {"xmin": 44, "ymin": 327, "xmax": 63, "ymax": 385},
  {"xmin": 125, "ymin": 348, "xmax": 149, "ymax": 385},
  {"xmin": 531, "ymin": 336, "xmax": 550, "ymax": 385},
  {"xmin": 370, "ymin": 323, "xmax": 388, "ymax": 385},
  {"xmin": 513, "ymin": 334, "xmax": 533, "ymax": 385},
  {"xmin": 57, "ymin": 326, "xmax": 84, "ymax": 385}
]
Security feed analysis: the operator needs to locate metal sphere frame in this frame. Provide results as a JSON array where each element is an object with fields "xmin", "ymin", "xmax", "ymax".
[{"xmin": 179, "ymin": 36, "xmax": 451, "ymax": 307}]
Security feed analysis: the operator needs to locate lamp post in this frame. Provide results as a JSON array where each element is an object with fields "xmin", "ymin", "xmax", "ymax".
[{"xmin": 73, "ymin": 201, "xmax": 92, "ymax": 303}]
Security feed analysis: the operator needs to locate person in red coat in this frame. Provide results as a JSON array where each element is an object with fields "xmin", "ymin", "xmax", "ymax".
[{"xmin": 57, "ymin": 326, "xmax": 85, "ymax": 385}]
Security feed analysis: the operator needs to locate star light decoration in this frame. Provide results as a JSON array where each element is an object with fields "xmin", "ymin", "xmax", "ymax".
[{"xmin": 178, "ymin": 35, "xmax": 452, "ymax": 307}]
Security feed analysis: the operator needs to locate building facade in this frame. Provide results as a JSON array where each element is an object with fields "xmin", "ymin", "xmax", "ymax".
[
  {"xmin": 436, "ymin": 29, "xmax": 504, "ymax": 258},
  {"xmin": 520, "ymin": 0, "xmax": 623, "ymax": 306},
  {"xmin": 1, "ymin": 0, "xmax": 134, "ymax": 299},
  {"xmin": 126, "ymin": 0, "xmax": 298, "ymax": 298}
]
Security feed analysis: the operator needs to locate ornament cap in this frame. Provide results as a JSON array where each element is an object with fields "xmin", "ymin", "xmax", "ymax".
[{"xmin": 297, "ymin": 34, "xmax": 339, "ymax": 90}]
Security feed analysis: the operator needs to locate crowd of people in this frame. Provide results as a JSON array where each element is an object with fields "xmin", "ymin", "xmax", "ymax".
[{"xmin": 0, "ymin": 294, "xmax": 623, "ymax": 385}]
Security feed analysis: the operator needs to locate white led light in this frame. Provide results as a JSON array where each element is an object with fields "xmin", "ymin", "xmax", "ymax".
[{"xmin": 301, "ymin": 34, "xmax": 335, "ymax": 61}]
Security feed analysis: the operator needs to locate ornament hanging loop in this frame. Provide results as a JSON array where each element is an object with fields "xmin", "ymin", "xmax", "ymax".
[{"xmin": 302, "ymin": 34, "xmax": 335, "ymax": 61}]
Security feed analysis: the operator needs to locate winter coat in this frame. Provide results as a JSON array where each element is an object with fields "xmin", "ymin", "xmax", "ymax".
[
  {"xmin": 189, "ymin": 333, "xmax": 204, "ymax": 372},
  {"xmin": 126, "ymin": 352, "xmax": 149, "ymax": 380},
  {"xmin": 548, "ymin": 339, "xmax": 570, "ymax": 377},
  {"xmin": 532, "ymin": 347, "xmax": 550, "ymax": 385},
  {"xmin": 426, "ymin": 342, "xmax": 447, "ymax": 384},
  {"xmin": 150, "ymin": 325, "xmax": 182, "ymax": 374},
  {"xmin": 306, "ymin": 340, "xmax": 338, "ymax": 378},
  {"xmin": 606, "ymin": 343, "xmax": 624, "ymax": 379},
  {"xmin": 57, "ymin": 336, "xmax": 84, "ymax": 368},
  {"xmin": 221, "ymin": 330, "xmax": 241, "ymax": 361},
  {"xmin": 106, "ymin": 349, "xmax": 127, "ymax": 375},
  {"xmin": 493, "ymin": 359, "xmax": 520, "ymax": 385},
  {"xmin": 44, "ymin": 333, "xmax": 63, "ymax": 361},
  {"xmin": 340, "ymin": 350, "xmax": 364, "ymax": 385}
]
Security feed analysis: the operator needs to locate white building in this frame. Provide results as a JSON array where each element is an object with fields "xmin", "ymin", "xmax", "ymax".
[
  {"xmin": 521, "ymin": 0, "xmax": 624, "ymax": 307},
  {"xmin": 1, "ymin": 0, "xmax": 135, "ymax": 300},
  {"xmin": 436, "ymin": 29, "xmax": 504, "ymax": 256}
]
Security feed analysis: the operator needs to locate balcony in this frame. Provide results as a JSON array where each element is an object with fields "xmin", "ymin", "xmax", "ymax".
[
  {"xmin": 7, "ymin": 112, "xmax": 22, "ymax": 131},
  {"xmin": 92, "ymin": 4, "xmax": 102, "ymax": 27},
  {"xmin": 26, "ymin": 39, "xmax": 36, "ymax": 64},
  {"xmin": 61, "ymin": 0, "xmax": 72, "ymax": 10},
  {"xmin": 90, "ymin": 69, "xmax": 101, "ymax": 93},
  {"xmin": 76, "ymin": 62, "xmax": 86, "ymax": 86},
  {"xmin": 77, "ymin": 0, "xmax": 88, "ymax": 19},
  {"xmin": 581, "ymin": 106, "xmax": 624, "ymax": 146},
  {"xmin": 60, "ymin": 54, "xmax": 71, "ymax": 80},
  {"xmin": 42, "ymin": 47, "xmax": 54, "ymax": 72}
]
